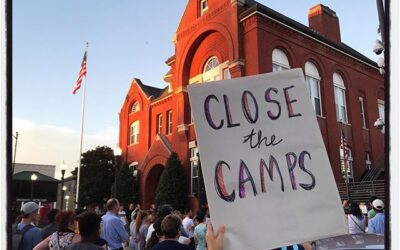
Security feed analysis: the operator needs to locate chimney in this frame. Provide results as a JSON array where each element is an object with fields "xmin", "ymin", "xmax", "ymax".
[{"xmin": 308, "ymin": 4, "xmax": 341, "ymax": 43}]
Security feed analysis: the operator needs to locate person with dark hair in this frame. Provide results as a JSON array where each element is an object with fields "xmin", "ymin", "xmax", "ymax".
[
  {"xmin": 101, "ymin": 198, "xmax": 128, "ymax": 250},
  {"xmin": 194, "ymin": 212, "xmax": 207, "ymax": 250},
  {"xmin": 347, "ymin": 202, "xmax": 367, "ymax": 234},
  {"xmin": 145, "ymin": 204, "xmax": 173, "ymax": 243},
  {"xmin": 33, "ymin": 211, "xmax": 80, "ymax": 250},
  {"xmin": 64, "ymin": 212, "xmax": 105, "ymax": 250},
  {"xmin": 126, "ymin": 203, "xmax": 135, "ymax": 224},
  {"xmin": 145, "ymin": 204, "xmax": 190, "ymax": 250},
  {"xmin": 144, "ymin": 217, "xmax": 163, "ymax": 250},
  {"xmin": 73, "ymin": 208, "xmax": 87, "ymax": 235},
  {"xmin": 367, "ymin": 196, "xmax": 378, "ymax": 220},
  {"xmin": 152, "ymin": 215, "xmax": 190, "ymax": 250},
  {"xmin": 12, "ymin": 202, "xmax": 42, "ymax": 250},
  {"xmin": 368, "ymin": 199, "xmax": 385, "ymax": 234},
  {"xmin": 41, "ymin": 209, "xmax": 59, "ymax": 240}
]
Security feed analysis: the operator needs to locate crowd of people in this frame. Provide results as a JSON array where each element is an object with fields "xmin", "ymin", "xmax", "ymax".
[
  {"xmin": 343, "ymin": 196, "xmax": 385, "ymax": 235},
  {"xmin": 12, "ymin": 196, "xmax": 385, "ymax": 250}
]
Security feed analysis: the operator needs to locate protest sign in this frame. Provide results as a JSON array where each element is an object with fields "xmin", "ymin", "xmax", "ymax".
[{"xmin": 187, "ymin": 69, "xmax": 347, "ymax": 250}]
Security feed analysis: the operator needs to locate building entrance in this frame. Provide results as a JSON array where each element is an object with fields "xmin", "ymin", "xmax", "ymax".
[{"xmin": 143, "ymin": 164, "xmax": 164, "ymax": 209}]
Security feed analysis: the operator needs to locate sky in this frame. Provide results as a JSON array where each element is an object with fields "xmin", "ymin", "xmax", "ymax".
[{"xmin": 13, "ymin": 0, "xmax": 381, "ymax": 179}]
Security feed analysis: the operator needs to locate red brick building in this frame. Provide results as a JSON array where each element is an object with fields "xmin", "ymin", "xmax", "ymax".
[{"xmin": 119, "ymin": 0, "xmax": 385, "ymax": 209}]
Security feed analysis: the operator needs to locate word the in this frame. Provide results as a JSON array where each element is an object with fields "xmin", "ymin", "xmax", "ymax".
[{"xmin": 242, "ymin": 128, "xmax": 283, "ymax": 149}]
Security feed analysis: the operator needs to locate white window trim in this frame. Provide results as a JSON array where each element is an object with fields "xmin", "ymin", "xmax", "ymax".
[
  {"xmin": 167, "ymin": 110, "xmax": 173, "ymax": 135},
  {"xmin": 305, "ymin": 74, "xmax": 323, "ymax": 117},
  {"xmin": 377, "ymin": 99, "xmax": 385, "ymax": 120},
  {"xmin": 157, "ymin": 114, "xmax": 163, "ymax": 134},
  {"xmin": 130, "ymin": 121, "xmax": 139, "ymax": 145},
  {"xmin": 333, "ymin": 74, "xmax": 348, "ymax": 124},
  {"xmin": 200, "ymin": 0, "xmax": 208, "ymax": 16},
  {"xmin": 130, "ymin": 101, "xmax": 140, "ymax": 113},
  {"xmin": 272, "ymin": 49, "xmax": 290, "ymax": 71},
  {"xmin": 189, "ymin": 60, "xmax": 231, "ymax": 85},
  {"xmin": 190, "ymin": 147, "xmax": 199, "ymax": 195}
]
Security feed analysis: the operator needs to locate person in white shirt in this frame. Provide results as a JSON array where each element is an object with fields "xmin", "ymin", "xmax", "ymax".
[
  {"xmin": 118, "ymin": 205, "xmax": 128, "ymax": 228},
  {"xmin": 182, "ymin": 209, "xmax": 195, "ymax": 250}
]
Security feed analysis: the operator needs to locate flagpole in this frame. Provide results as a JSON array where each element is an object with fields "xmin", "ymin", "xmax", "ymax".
[{"xmin": 75, "ymin": 42, "xmax": 88, "ymax": 208}]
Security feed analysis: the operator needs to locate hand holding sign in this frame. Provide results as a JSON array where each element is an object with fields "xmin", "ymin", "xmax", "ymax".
[{"xmin": 188, "ymin": 69, "xmax": 347, "ymax": 250}]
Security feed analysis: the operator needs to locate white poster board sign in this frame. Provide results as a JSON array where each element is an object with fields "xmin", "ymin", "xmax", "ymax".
[{"xmin": 188, "ymin": 69, "xmax": 347, "ymax": 250}]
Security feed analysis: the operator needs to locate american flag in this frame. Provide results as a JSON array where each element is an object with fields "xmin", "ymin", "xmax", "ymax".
[
  {"xmin": 341, "ymin": 132, "xmax": 349, "ymax": 163},
  {"xmin": 72, "ymin": 51, "xmax": 87, "ymax": 95}
]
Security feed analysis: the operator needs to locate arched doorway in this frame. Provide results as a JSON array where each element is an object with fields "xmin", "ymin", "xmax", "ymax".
[{"xmin": 143, "ymin": 164, "xmax": 164, "ymax": 209}]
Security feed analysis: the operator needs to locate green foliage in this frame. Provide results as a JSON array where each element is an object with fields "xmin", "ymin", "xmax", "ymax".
[
  {"xmin": 72, "ymin": 146, "xmax": 116, "ymax": 207},
  {"xmin": 113, "ymin": 162, "xmax": 139, "ymax": 207},
  {"xmin": 156, "ymin": 152, "xmax": 187, "ymax": 211}
]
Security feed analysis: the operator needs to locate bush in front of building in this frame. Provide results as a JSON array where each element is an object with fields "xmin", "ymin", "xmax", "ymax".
[{"xmin": 156, "ymin": 152, "xmax": 187, "ymax": 211}]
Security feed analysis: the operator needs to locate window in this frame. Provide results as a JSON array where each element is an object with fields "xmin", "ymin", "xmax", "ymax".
[
  {"xmin": 130, "ymin": 101, "xmax": 140, "ymax": 113},
  {"xmin": 359, "ymin": 97, "xmax": 367, "ymax": 128},
  {"xmin": 190, "ymin": 147, "xmax": 199, "ymax": 195},
  {"xmin": 366, "ymin": 152, "xmax": 372, "ymax": 170},
  {"xmin": 203, "ymin": 57, "xmax": 220, "ymax": 82},
  {"xmin": 340, "ymin": 146, "xmax": 353, "ymax": 181},
  {"xmin": 333, "ymin": 72, "xmax": 348, "ymax": 123},
  {"xmin": 130, "ymin": 121, "xmax": 139, "ymax": 145},
  {"xmin": 223, "ymin": 68, "xmax": 231, "ymax": 80},
  {"xmin": 305, "ymin": 62, "xmax": 322, "ymax": 116},
  {"xmin": 166, "ymin": 110, "xmax": 173, "ymax": 135},
  {"xmin": 272, "ymin": 49, "xmax": 290, "ymax": 72},
  {"xmin": 200, "ymin": 0, "xmax": 208, "ymax": 16},
  {"xmin": 156, "ymin": 114, "xmax": 163, "ymax": 134},
  {"xmin": 378, "ymin": 100, "xmax": 385, "ymax": 120}
]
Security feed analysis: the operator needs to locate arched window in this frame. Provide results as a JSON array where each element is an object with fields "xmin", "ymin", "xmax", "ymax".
[
  {"xmin": 272, "ymin": 49, "xmax": 290, "ymax": 72},
  {"xmin": 202, "ymin": 57, "xmax": 220, "ymax": 82},
  {"xmin": 200, "ymin": 0, "xmax": 208, "ymax": 16},
  {"xmin": 130, "ymin": 121, "xmax": 140, "ymax": 145},
  {"xmin": 333, "ymin": 72, "xmax": 348, "ymax": 123},
  {"xmin": 305, "ymin": 61, "xmax": 322, "ymax": 116},
  {"xmin": 130, "ymin": 101, "xmax": 140, "ymax": 113}
]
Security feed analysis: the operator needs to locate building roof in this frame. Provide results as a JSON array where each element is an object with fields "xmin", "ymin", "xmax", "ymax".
[
  {"xmin": 13, "ymin": 171, "xmax": 60, "ymax": 183},
  {"xmin": 134, "ymin": 78, "xmax": 166, "ymax": 99},
  {"xmin": 240, "ymin": 1, "xmax": 377, "ymax": 68}
]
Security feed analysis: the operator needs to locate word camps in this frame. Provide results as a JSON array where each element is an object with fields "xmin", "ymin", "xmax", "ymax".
[{"xmin": 202, "ymin": 85, "xmax": 316, "ymax": 202}]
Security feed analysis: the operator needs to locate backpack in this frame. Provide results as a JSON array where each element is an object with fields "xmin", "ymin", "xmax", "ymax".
[{"xmin": 12, "ymin": 223, "xmax": 35, "ymax": 250}]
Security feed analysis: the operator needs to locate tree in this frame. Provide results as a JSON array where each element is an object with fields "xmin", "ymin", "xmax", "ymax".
[
  {"xmin": 72, "ymin": 146, "xmax": 116, "ymax": 207},
  {"xmin": 112, "ymin": 162, "xmax": 139, "ymax": 207},
  {"xmin": 156, "ymin": 152, "xmax": 187, "ymax": 211}
]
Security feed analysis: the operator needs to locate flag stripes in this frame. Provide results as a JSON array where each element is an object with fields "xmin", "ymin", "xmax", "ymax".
[{"xmin": 73, "ymin": 51, "xmax": 87, "ymax": 94}]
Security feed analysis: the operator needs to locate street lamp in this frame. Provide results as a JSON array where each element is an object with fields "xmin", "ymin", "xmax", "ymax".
[
  {"xmin": 60, "ymin": 162, "xmax": 67, "ymax": 210},
  {"xmin": 114, "ymin": 146, "xmax": 122, "ymax": 198},
  {"xmin": 30, "ymin": 173, "xmax": 38, "ymax": 200}
]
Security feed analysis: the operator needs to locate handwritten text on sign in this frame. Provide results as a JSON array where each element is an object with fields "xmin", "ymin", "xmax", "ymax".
[{"xmin": 188, "ymin": 69, "xmax": 347, "ymax": 250}]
